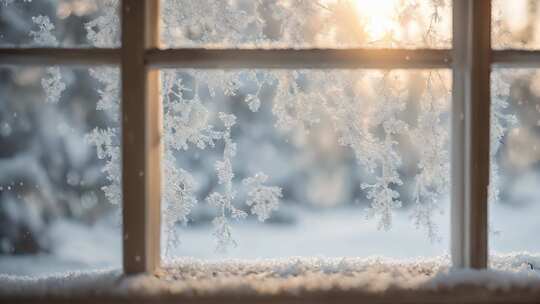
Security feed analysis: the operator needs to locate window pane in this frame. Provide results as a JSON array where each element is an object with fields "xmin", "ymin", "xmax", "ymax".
[
  {"xmin": 160, "ymin": 69, "xmax": 451, "ymax": 260},
  {"xmin": 160, "ymin": 0, "xmax": 451, "ymax": 49},
  {"xmin": 490, "ymin": 69, "xmax": 540, "ymax": 268},
  {"xmin": 0, "ymin": 66, "xmax": 121, "ymax": 276},
  {"xmin": 0, "ymin": 0, "xmax": 119, "ymax": 48},
  {"xmin": 492, "ymin": 0, "xmax": 540, "ymax": 49}
]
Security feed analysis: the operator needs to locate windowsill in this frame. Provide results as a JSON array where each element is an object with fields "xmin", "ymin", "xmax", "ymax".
[{"xmin": 2, "ymin": 254, "xmax": 540, "ymax": 303}]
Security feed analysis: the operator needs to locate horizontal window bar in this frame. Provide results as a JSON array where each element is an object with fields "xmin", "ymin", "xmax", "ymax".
[
  {"xmin": 492, "ymin": 50, "xmax": 540, "ymax": 68},
  {"xmin": 0, "ymin": 48, "xmax": 451, "ymax": 69},
  {"xmin": 3, "ymin": 48, "xmax": 539, "ymax": 69},
  {"xmin": 145, "ymin": 48, "xmax": 452, "ymax": 69},
  {"xmin": 0, "ymin": 48, "xmax": 120, "ymax": 66}
]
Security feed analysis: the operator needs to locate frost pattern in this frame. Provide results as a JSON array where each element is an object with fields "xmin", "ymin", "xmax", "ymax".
[
  {"xmin": 40, "ymin": 67, "xmax": 66, "ymax": 104},
  {"xmin": 162, "ymin": 74, "xmax": 221, "ymax": 151},
  {"xmin": 31, "ymin": 0, "xmax": 518, "ymax": 253},
  {"xmin": 30, "ymin": 15, "xmax": 66, "ymax": 104},
  {"xmin": 83, "ymin": 0, "xmax": 122, "ymax": 211},
  {"xmin": 156, "ymin": 0, "xmax": 454, "ymax": 247},
  {"xmin": 161, "ymin": 0, "xmax": 264, "ymax": 47},
  {"xmin": 1, "ymin": 0, "xmax": 31, "ymax": 7},
  {"xmin": 29, "ymin": 15, "xmax": 57, "ymax": 46},
  {"xmin": 162, "ymin": 71, "xmax": 208, "ymax": 253},
  {"xmin": 161, "ymin": 0, "xmax": 451, "ymax": 49},
  {"xmin": 243, "ymin": 173, "xmax": 282, "ymax": 222},
  {"xmin": 161, "ymin": 70, "xmax": 281, "ymax": 252},
  {"xmin": 159, "ymin": 68, "xmax": 451, "ymax": 243},
  {"xmin": 85, "ymin": 0, "xmax": 121, "ymax": 48},
  {"xmin": 490, "ymin": 72, "xmax": 518, "ymax": 205},
  {"xmin": 153, "ymin": 0, "xmax": 454, "ymax": 238},
  {"xmin": 359, "ymin": 72, "xmax": 408, "ymax": 230},
  {"xmin": 207, "ymin": 113, "xmax": 247, "ymax": 251},
  {"xmin": 410, "ymin": 72, "xmax": 450, "ymax": 241},
  {"xmin": 489, "ymin": 28, "xmax": 519, "ymax": 207},
  {"xmin": 85, "ymin": 128, "xmax": 121, "ymax": 205}
]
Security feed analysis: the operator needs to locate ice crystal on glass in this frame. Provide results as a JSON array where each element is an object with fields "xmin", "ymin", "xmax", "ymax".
[
  {"xmin": 30, "ymin": 15, "xmax": 66, "ymax": 104},
  {"xmin": 243, "ymin": 173, "xmax": 282, "ymax": 222},
  {"xmin": 28, "ymin": 0, "xmax": 521, "ymax": 254},
  {"xmin": 29, "ymin": 15, "xmax": 57, "ymax": 46},
  {"xmin": 40, "ymin": 67, "xmax": 66, "ymax": 104}
]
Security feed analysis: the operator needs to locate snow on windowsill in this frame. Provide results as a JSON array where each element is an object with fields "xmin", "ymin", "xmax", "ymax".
[{"xmin": 1, "ymin": 253, "xmax": 540, "ymax": 300}]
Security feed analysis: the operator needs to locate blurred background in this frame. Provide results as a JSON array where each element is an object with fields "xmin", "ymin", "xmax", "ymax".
[{"xmin": 0, "ymin": 0, "xmax": 539, "ymax": 276}]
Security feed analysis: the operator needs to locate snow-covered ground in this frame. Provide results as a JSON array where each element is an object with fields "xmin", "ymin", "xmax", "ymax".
[
  {"xmin": 491, "ymin": 171, "xmax": 540, "ymax": 253},
  {"xmin": 168, "ymin": 205, "xmax": 450, "ymax": 260},
  {"xmin": 0, "ymin": 220, "xmax": 121, "ymax": 276},
  {"xmin": 1, "ymin": 191, "xmax": 539, "ymax": 278},
  {"xmin": 0, "ymin": 204, "xmax": 449, "ymax": 276}
]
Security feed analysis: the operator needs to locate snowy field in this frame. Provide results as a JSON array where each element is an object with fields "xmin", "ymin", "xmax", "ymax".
[{"xmin": 1, "ymin": 186, "xmax": 540, "ymax": 278}]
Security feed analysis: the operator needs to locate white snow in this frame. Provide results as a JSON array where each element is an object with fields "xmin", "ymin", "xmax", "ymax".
[
  {"xmin": 0, "ymin": 206, "xmax": 539, "ymax": 297},
  {"xmin": 4, "ymin": 201, "xmax": 540, "ymax": 276},
  {"xmin": 1, "ymin": 254, "xmax": 540, "ymax": 298},
  {"xmin": 169, "ymin": 206, "xmax": 450, "ymax": 259}
]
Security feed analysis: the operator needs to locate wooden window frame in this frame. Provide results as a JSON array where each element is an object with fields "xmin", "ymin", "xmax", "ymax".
[{"xmin": 1, "ymin": 0, "xmax": 540, "ymax": 274}]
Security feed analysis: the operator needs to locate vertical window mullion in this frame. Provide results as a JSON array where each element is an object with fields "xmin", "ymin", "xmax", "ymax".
[
  {"xmin": 451, "ymin": 0, "xmax": 467, "ymax": 269},
  {"xmin": 451, "ymin": 0, "xmax": 491, "ymax": 269},
  {"xmin": 121, "ymin": 0, "xmax": 162, "ymax": 274}
]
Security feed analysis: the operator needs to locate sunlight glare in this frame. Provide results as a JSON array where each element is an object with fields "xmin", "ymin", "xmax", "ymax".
[{"xmin": 353, "ymin": 0, "xmax": 400, "ymax": 41}]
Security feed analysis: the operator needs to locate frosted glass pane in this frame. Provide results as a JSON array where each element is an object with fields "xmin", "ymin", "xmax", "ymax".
[
  {"xmin": 160, "ymin": 69, "xmax": 451, "ymax": 260},
  {"xmin": 490, "ymin": 69, "xmax": 540, "ymax": 267},
  {"xmin": 0, "ymin": 66, "xmax": 121, "ymax": 276},
  {"xmin": 0, "ymin": 0, "xmax": 119, "ymax": 48},
  {"xmin": 160, "ymin": 0, "xmax": 451, "ymax": 49},
  {"xmin": 493, "ymin": 0, "xmax": 540, "ymax": 49}
]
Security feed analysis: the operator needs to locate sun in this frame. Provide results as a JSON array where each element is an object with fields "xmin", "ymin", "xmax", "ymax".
[{"xmin": 352, "ymin": 0, "xmax": 400, "ymax": 41}]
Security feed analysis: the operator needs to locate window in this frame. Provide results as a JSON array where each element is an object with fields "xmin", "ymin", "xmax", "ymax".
[
  {"xmin": 0, "ymin": 1, "xmax": 122, "ymax": 276},
  {"xmin": 159, "ymin": 0, "xmax": 451, "ymax": 49},
  {"xmin": 160, "ymin": 68, "xmax": 452, "ymax": 260},
  {"xmin": 492, "ymin": 0, "xmax": 540, "ymax": 50},
  {"xmin": 489, "ymin": 69, "xmax": 540, "ymax": 259},
  {"xmin": 0, "ymin": 65, "xmax": 122, "ymax": 275},
  {"xmin": 0, "ymin": 0, "xmax": 119, "ymax": 48},
  {"xmin": 1, "ymin": 0, "xmax": 540, "ymax": 279}
]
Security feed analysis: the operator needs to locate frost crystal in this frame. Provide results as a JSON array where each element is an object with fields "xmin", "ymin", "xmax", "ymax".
[
  {"xmin": 161, "ymin": 0, "xmax": 451, "ymax": 48},
  {"xmin": 161, "ymin": 0, "xmax": 264, "ymax": 46},
  {"xmin": 163, "ymin": 155, "xmax": 197, "ymax": 255},
  {"xmin": 73, "ymin": 0, "xmax": 516, "ymax": 252},
  {"xmin": 85, "ymin": 0, "xmax": 120, "ymax": 48},
  {"xmin": 166, "ymin": 99, "xmax": 220, "ymax": 150},
  {"xmin": 490, "ymin": 72, "xmax": 518, "ymax": 205},
  {"xmin": 410, "ymin": 72, "xmax": 450, "ymax": 241},
  {"xmin": 206, "ymin": 113, "xmax": 246, "ymax": 251},
  {"xmin": 29, "ymin": 15, "xmax": 57, "ymax": 46},
  {"xmin": 80, "ymin": 1, "xmax": 122, "ymax": 209},
  {"xmin": 360, "ymin": 72, "xmax": 408, "ymax": 230},
  {"xmin": 244, "ymin": 94, "xmax": 261, "ymax": 112},
  {"xmin": 243, "ymin": 173, "xmax": 282, "ymax": 222},
  {"xmin": 85, "ymin": 128, "xmax": 121, "ymax": 205},
  {"xmin": 41, "ymin": 67, "xmax": 66, "ymax": 104},
  {"xmin": 162, "ymin": 69, "xmax": 281, "ymax": 251},
  {"xmin": 30, "ymin": 15, "xmax": 66, "ymax": 104},
  {"xmin": 163, "ymin": 72, "xmax": 221, "ymax": 151}
]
